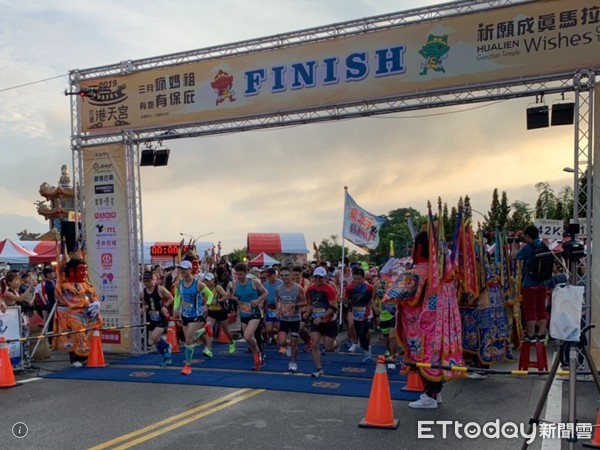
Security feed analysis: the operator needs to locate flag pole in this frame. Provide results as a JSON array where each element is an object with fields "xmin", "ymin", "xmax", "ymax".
[{"xmin": 339, "ymin": 186, "xmax": 348, "ymax": 325}]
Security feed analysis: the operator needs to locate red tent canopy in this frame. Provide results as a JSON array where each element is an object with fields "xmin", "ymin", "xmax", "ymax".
[{"xmin": 31, "ymin": 241, "xmax": 59, "ymax": 264}]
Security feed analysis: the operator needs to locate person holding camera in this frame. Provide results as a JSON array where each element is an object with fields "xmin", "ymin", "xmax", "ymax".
[{"xmin": 515, "ymin": 225, "xmax": 549, "ymax": 342}]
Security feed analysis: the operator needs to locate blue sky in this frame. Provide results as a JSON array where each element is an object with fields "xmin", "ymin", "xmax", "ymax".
[{"xmin": 0, "ymin": 0, "xmax": 575, "ymax": 253}]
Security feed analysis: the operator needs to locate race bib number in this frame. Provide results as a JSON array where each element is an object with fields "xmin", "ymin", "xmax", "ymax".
[
  {"xmin": 148, "ymin": 310, "xmax": 160, "ymax": 322},
  {"xmin": 352, "ymin": 306, "xmax": 367, "ymax": 321},
  {"xmin": 182, "ymin": 301, "xmax": 194, "ymax": 317},
  {"xmin": 266, "ymin": 309, "xmax": 279, "ymax": 319},
  {"xmin": 282, "ymin": 304, "xmax": 296, "ymax": 315},
  {"xmin": 239, "ymin": 302, "xmax": 252, "ymax": 314},
  {"xmin": 382, "ymin": 303, "xmax": 397, "ymax": 314},
  {"xmin": 312, "ymin": 308, "xmax": 326, "ymax": 320}
]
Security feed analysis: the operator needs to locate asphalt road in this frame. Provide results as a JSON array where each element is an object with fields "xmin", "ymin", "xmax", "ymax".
[{"xmin": 2, "ymin": 344, "xmax": 599, "ymax": 450}]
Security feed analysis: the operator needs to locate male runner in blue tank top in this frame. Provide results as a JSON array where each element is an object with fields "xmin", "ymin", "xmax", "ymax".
[
  {"xmin": 231, "ymin": 263, "xmax": 267, "ymax": 370},
  {"xmin": 177, "ymin": 260, "xmax": 213, "ymax": 375}
]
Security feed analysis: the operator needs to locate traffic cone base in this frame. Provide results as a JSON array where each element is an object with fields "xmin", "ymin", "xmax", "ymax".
[
  {"xmin": 359, "ymin": 355, "xmax": 399, "ymax": 429},
  {"xmin": 87, "ymin": 330, "xmax": 107, "ymax": 368},
  {"xmin": 583, "ymin": 407, "xmax": 600, "ymax": 448},
  {"xmin": 217, "ymin": 325, "xmax": 229, "ymax": 343},
  {"xmin": 403, "ymin": 369, "xmax": 425, "ymax": 392},
  {"xmin": 0, "ymin": 337, "xmax": 18, "ymax": 388},
  {"xmin": 166, "ymin": 321, "xmax": 180, "ymax": 353}
]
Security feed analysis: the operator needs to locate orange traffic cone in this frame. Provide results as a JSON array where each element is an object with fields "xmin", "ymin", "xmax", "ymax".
[
  {"xmin": 217, "ymin": 325, "xmax": 230, "ymax": 343},
  {"xmin": 359, "ymin": 355, "xmax": 399, "ymax": 429},
  {"xmin": 583, "ymin": 407, "xmax": 600, "ymax": 448},
  {"xmin": 87, "ymin": 330, "xmax": 107, "ymax": 368},
  {"xmin": 0, "ymin": 337, "xmax": 18, "ymax": 388},
  {"xmin": 166, "ymin": 321, "xmax": 180, "ymax": 353},
  {"xmin": 402, "ymin": 368, "xmax": 425, "ymax": 392}
]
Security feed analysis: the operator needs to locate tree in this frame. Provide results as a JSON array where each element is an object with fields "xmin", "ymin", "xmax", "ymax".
[
  {"xmin": 485, "ymin": 188, "xmax": 502, "ymax": 232},
  {"xmin": 227, "ymin": 247, "xmax": 248, "ymax": 265},
  {"xmin": 507, "ymin": 200, "xmax": 532, "ymax": 231},
  {"xmin": 499, "ymin": 191, "xmax": 510, "ymax": 228},
  {"xmin": 17, "ymin": 229, "xmax": 41, "ymax": 241},
  {"xmin": 316, "ymin": 235, "xmax": 360, "ymax": 264},
  {"xmin": 534, "ymin": 181, "xmax": 556, "ymax": 219}
]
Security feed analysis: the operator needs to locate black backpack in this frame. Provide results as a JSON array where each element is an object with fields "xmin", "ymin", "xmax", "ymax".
[{"xmin": 527, "ymin": 243, "xmax": 554, "ymax": 282}]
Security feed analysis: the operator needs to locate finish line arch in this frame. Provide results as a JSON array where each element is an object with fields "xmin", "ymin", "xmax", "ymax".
[{"xmin": 67, "ymin": 0, "xmax": 599, "ymax": 355}]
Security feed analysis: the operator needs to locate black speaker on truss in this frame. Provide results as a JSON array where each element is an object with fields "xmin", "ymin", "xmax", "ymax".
[
  {"xmin": 140, "ymin": 149, "xmax": 156, "ymax": 166},
  {"xmin": 154, "ymin": 149, "xmax": 170, "ymax": 166},
  {"xmin": 526, "ymin": 105, "xmax": 549, "ymax": 130},
  {"xmin": 60, "ymin": 221, "xmax": 77, "ymax": 253},
  {"xmin": 551, "ymin": 102, "xmax": 575, "ymax": 126}
]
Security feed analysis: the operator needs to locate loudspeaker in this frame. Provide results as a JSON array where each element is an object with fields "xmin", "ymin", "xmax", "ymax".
[
  {"xmin": 551, "ymin": 102, "xmax": 575, "ymax": 126},
  {"xmin": 61, "ymin": 221, "xmax": 77, "ymax": 253},
  {"xmin": 567, "ymin": 222, "xmax": 580, "ymax": 236},
  {"xmin": 154, "ymin": 149, "xmax": 170, "ymax": 166},
  {"xmin": 140, "ymin": 149, "xmax": 156, "ymax": 166},
  {"xmin": 526, "ymin": 105, "xmax": 549, "ymax": 129}
]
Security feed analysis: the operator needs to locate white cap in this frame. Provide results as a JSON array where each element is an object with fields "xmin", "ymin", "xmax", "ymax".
[
  {"xmin": 313, "ymin": 267, "xmax": 327, "ymax": 277},
  {"xmin": 204, "ymin": 273, "xmax": 215, "ymax": 281},
  {"xmin": 178, "ymin": 260, "xmax": 192, "ymax": 270}
]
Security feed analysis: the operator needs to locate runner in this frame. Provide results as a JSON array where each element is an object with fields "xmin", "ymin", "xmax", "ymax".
[
  {"xmin": 276, "ymin": 268, "xmax": 307, "ymax": 372},
  {"xmin": 306, "ymin": 266, "xmax": 339, "ymax": 378},
  {"xmin": 141, "ymin": 271, "xmax": 174, "ymax": 367},
  {"xmin": 263, "ymin": 267, "xmax": 282, "ymax": 346},
  {"xmin": 373, "ymin": 271, "xmax": 399, "ymax": 361},
  {"xmin": 177, "ymin": 260, "xmax": 214, "ymax": 375},
  {"xmin": 291, "ymin": 265, "xmax": 312, "ymax": 351},
  {"xmin": 204, "ymin": 272, "xmax": 236, "ymax": 354},
  {"xmin": 335, "ymin": 258, "xmax": 357, "ymax": 351},
  {"xmin": 231, "ymin": 263, "xmax": 268, "ymax": 370},
  {"xmin": 344, "ymin": 267, "xmax": 375, "ymax": 363}
]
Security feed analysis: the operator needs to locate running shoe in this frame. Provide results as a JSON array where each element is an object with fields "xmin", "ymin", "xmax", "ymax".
[
  {"xmin": 163, "ymin": 344, "xmax": 172, "ymax": 361},
  {"xmin": 288, "ymin": 362, "xmax": 298, "ymax": 373},
  {"xmin": 253, "ymin": 352, "xmax": 262, "ymax": 371},
  {"xmin": 348, "ymin": 343, "xmax": 358, "ymax": 353},
  {"xmin": 228, "ymin": 341, "xmax": 236, "ymax": 354},
  {"xmin": 181, "ymin": 364, "xmax": 192, "ymax": 375},
  {"xmin": 408, "ymin": 393, "xmax": 438, "ymax": 409},
  {"xmin": 311, "ymin": 368, "xmax": 324, "ymax": 378},
  {"xmin": 205, "ymin": 323, "xmax": 214, "ymax": 338},
  {"xmin": 202, "ymin": 348, "xmax": 213, "ymax": 358},
  {"xmin": 159, "ymin": 358, "xmax": 172, "ymax": 367},
  {"xmin": 278, "ymin": 346, "xmax": 287, "ymax": 354},
  {"xmin": 362, "ymin": 353, "xmax": 374, "ymax": 363}
]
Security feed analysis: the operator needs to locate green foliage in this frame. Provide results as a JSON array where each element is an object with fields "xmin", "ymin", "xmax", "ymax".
[
  {"xmin": 316, "ymin": 234, "xmax": 360, "ymax": 264},
  {"xmin": 227, "ymin": 247, "xmax": 248, "ymax": 265}
]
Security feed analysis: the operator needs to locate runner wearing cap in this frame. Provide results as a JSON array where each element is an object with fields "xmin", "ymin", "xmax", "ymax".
[
  {"xmin": 306, "ymin": 266, "xmax": 339, "ymax": 378},
  {"xmin": 344, "ymin": 267, "xmax": 375, "ymax": 363},
  {"xmin": 141, "ymin": 271, "xmax": 174, "ymax": 367},
  {"xmin": 177, "ymin": 260, "xmax": 214, "ymax": 375},
  {"xmin": 204, "ymin": 272, "xmax": 236, "ymax": 354}
]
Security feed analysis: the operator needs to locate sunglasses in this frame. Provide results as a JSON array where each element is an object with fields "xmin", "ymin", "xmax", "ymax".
[
  {"xmin": 281, "ymin": 273, "xmax": 291, "ymax": 277},
  {"xmin": 313, "ymin": 275, "xmax": 325, "ymax": 279}
]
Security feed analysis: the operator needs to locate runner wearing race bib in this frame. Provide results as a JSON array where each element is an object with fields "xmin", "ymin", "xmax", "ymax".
[
  {"xmin": 276, "ymin": 269, "xmax": 306, "ymax": 373},
  {"xmin": 141, "ymin": 271, "xmax": 174, "ymax": 367},
  {"xmin": 344, "ymin": 267, "xmax": 375, "ymax": 363}
]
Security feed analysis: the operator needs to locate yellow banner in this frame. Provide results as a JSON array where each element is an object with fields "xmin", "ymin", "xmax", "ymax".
[
  {"xmin": 83, "ymin": 144, "xmax": 132, "ymax": 353},
  {"xmin": 80, "ymin": 0, "xmax": 600, "ymax": 133}
]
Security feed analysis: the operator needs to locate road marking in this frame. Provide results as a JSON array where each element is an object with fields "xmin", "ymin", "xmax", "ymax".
[
  {"xmin": 19, "ymin": 377, "xmax": 43, "ymax": 384},
  {"xmin": 88, "ymin": 388, "xmax": 263, "ymax": 450},
  {"xmin": 542, "ymin": 352, "xmax": 562, "ymax": 450}
]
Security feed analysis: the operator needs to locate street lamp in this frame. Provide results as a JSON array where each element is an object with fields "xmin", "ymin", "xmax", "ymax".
[
  {"xmin": 389, "ymin": 233, "xmax": 411, "ymax": 257},
  {"xmin": 563, "ymin": 167, "xmax": 575, "ymax": 173},
  {"xmin": 179, "ymin": 231, "xmax": 215, "ymax": 242}
]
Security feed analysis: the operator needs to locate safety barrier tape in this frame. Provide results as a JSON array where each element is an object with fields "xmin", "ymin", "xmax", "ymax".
[
  {"xmin": 5, "ymin": 323, "xmax": 149, "ymax": 344},
  {"xmin": 402, "ymin": 361, "xmax": 573, "ymax": 377}
]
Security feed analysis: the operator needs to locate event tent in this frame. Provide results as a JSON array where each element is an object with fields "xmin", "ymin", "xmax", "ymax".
[
  {"xmin": 0, "ymin": 239, "xmax": 37, "ymax": 265},
  {"xmin": 17, "ymin": 240, "xmax": 59, "ymax": 265},
  {"xmin": 248, "ymin": 252, "xmax": 280, "ymax": 267},
  {"xmin": 247, "ymin": 233, "xmax": 308, "ymax": 256}
]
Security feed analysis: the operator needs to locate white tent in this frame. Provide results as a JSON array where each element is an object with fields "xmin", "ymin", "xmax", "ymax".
[{"xmin": 0, "ymin": 239, "xmax": 37, "ymax": 264}]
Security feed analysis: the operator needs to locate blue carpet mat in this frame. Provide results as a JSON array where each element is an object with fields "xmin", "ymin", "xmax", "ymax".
[
  {"xmin": 108, "ymin": 344, "xmax": 407, "ymax": 382},
  {"xmin": 42, "ymin": 344, "xmax": 420, "ymax": 400},
  {"xmin": 43, "ymin": 366, "xmax": 420, "ymax": 401}
]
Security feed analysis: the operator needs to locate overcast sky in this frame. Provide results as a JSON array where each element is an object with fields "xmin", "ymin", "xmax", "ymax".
[{"xmin": 0, "ymin": 0, "xmax": 575, "ymax": 254}]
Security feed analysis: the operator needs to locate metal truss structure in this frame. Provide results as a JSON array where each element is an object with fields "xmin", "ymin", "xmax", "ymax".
[{"xmin": 68, "ymin": 0, "xmax": 595, "ymax": 354}]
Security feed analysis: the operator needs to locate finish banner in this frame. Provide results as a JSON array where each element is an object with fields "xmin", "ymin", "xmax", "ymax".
[
  {"xmin": 80, "ymin": 0, "xmax": 600, "ymax": 133},
  {"xmin": 83, "ymin": 143, "xmax": 132, "ymax": 352}
]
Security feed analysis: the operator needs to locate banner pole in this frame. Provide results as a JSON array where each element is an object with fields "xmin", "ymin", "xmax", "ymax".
[{"xmin": 339, "ymin": 186, "xmax": 348, "ymax": 325}]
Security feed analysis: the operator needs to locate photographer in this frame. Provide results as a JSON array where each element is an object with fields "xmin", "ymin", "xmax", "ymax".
[{"xmin": 515, "ymin": 225, "xmax": 548, "ymax": 342}]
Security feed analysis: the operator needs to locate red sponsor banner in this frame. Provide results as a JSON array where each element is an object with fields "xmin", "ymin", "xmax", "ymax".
[{"xmin": 100, "ymin": 330, "xmax": 121, "ymax": 345}]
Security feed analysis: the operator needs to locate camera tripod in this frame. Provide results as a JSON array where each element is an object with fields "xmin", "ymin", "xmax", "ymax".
[{"xmin": 522, "ymin": 325, "xmax": 600, "ymax": 449}]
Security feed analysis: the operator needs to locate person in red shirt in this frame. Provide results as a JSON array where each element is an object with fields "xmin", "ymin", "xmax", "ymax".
[{"xmin": 305, "ymin": 267, "xmax": 339, "ymax": 378}]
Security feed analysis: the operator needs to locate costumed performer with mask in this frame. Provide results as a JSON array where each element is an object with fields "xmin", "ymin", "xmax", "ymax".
[{"xmin": 53, "ymin": 257, "xmax": 102, "ymax": 368}]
